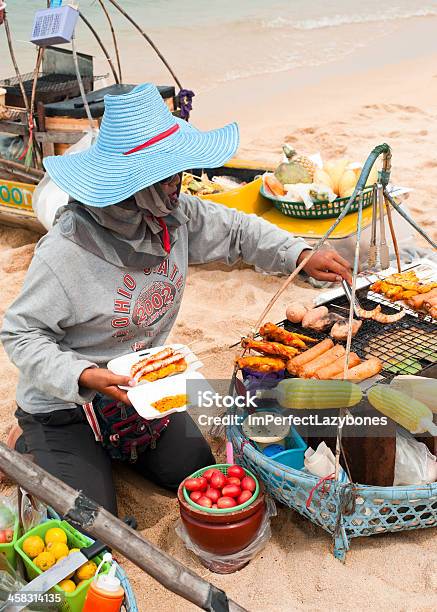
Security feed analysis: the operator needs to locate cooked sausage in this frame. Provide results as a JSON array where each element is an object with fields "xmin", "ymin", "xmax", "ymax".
[
  {"xmin": 407, "ymin": 288, "xmax": 437, "ymax": 310},
  {"xmin": 299, "ymin": 345, "xmax": 346, "ymax": 378},
  {"xmin": 286, "ymin": 302, "xmax": 312, "ymax": 324},
  {"xmin": 287, "ymin": 338, "xmax": 334, "ymax": 374},
  {"xmin": 301, "ymin": 306, "xmax": 329, "ymax": 329},
  {"xmin": 333, "ymin": 357, "xmax": 382, "ymax": 381},
  {"xmin": 316, "ymin": 352, "xmax": 361, "ymax": 380},
  {"xmin": 330, "ymin": 319, "xmax": 362, "ymax": 341}
]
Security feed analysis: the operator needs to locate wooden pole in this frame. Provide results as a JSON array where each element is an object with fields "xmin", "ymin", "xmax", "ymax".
[
  {"xmin": 0, "ymin": 443, "xmax": 247, "ymax": 612},
  {"xmin": 0, "ymin": 157, "xmax": 44, "ymax": 181},
  {"xmin": 78, "ymin": 12, "xmax": 120, "ymax": 84},
  {"xmin": 105, "ymin": 0, "xmax": 183, "ymax": 89}
]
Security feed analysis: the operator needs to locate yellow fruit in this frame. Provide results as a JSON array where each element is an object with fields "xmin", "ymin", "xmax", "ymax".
[
  {"xmin": 313, "ymin": 168, "xmax": 334, "ymax": 191},
  {"xmin": 324, "ymin": 159, "xmax": 349, "ymax": 194},
  {"xmin": 58, "ymin": 579, "xmax": 76, "ymax": 593},
  {"xmin": 34, "ymin": 551, "xmax": 56, "ymax": 572},
  {"xmin": 47, "ymin": 542, "xmax": 69, "ymax": 560},
  {"xmin": 338, "ymin": 169, "xmax": 357, "ymax": 198},
  {"xmin": 75, "ymin": 560, "xmax": 97, "ymax": 582},
  {"xmin": 45, "ymin": 528, "xmax": 67, "ymax": 546},
  {"xmin": 22, "ymin": 535, "xmax": 45, "ymax": 559}
]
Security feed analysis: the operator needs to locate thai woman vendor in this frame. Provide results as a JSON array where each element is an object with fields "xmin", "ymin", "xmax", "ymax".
[{"xmin": 1, "ymin": 84, "xmax": 351, "ymax": 516}]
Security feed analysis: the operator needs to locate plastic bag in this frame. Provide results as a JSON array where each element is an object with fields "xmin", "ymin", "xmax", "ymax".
[
  {"xmin": 304, "ymin": 442, "xmax": 349, "ymax": 483},
  {"xmin": 394, "ymin": 428, "xmax": 437, "ymax": 486},
  {"xmin": 32, "ymin": 129, "xmax": 97, "ymax": 230},
  {"xmin": 0, "ymin": 491, "xmax": 17, "ymax": 533},
  {"xmin": 20, "ymin": 489, "xmax": 47, "ymax": 533},
  {"xmin": 176, "ymin": 497, "xmax": 276, "ymax": 573}
]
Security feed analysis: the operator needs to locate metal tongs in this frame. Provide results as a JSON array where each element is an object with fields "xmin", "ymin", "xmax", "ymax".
[
  {"xmin": 377, "ymin": 183, "xmax": 390, "ymax": 269},
  {"xmin": 341, "ymin": 278, "xmax": 362, "ymax": 318}
]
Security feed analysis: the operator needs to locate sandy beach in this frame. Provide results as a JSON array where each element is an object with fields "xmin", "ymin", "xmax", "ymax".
[{"xmin": 1, "ymin": 6, "xmax": 437, "ymax": 611}]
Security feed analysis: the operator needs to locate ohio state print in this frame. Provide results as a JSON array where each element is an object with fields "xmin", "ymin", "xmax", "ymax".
[{"xmin": 132, "ymin": 280, "xmax": 176, "ymax": 328}]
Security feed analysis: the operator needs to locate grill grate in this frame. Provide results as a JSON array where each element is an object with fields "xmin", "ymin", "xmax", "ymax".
[
  {"xmin": 0, "ymin": 72, "xmax": 105, "ymax": 93},
  {"xmin": 281, "ymin": 288, "xmax": 436, "ymax": 381}
]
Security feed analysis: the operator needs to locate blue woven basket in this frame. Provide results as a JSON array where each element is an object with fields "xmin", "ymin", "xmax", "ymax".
[
  {"xmin": 227, "ymin": 420, "xmax": 437, "ymax": 561},
  {"xmin": 47, "ymin": 509, "xmax": 138, "ymax": 611}
]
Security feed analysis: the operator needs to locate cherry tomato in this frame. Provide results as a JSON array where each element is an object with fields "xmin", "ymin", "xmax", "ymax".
[
  {"xmin": 190, "ymin": 491, "xmax": 202, "ymax": 502},
  {"xmin": 221, "ymin": 484, "xmax": 241, "ymax": 498},
  {"xmin": 184, "ymin": 476, "xmax": 207, "ymax": 492},
  {"xmin": 237, "ymin": 490, "xmax": 253, "ymax": 505},
  {"xmin": 4, "ymin": 529, "xmax": 13, "ymax": 543},
  {"xmin": 226, "ymin": 476, "xmax": 241, "ymax": 487},
  {"xmin": 204, "ymin": 487, "xmax": 221, "ymax": 503},
  {"xmin": 227, "ymin": 465, "xmax": 245, "ymax": 479},
  {"xmin": 203, "ymin": 468, "xmax": 218, "ymax": 481},
  {"xmin": 241, "ymin": 476, "xmax": 256, "ymax": 492},
  {"xmin": 0, "ymin": 532, "xmax": 6, "ymax": 544},
  {"xmin": 217, "ymin": 496, "xmax": 237, "ymax": 509},
  {"xmin": 196, "ymin": 496, "xmax": 213, "ymax": 508},
  {"xmin": 210, "ymin": 471, "xmax": 226, "ymax": 490}
]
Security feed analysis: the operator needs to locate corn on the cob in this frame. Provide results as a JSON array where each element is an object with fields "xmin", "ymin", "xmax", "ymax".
[
  {"xmin": 367, "ymin": 385, "xmax": 437, "ymax": 435},
  {"xmin": 390, "ymin": 376, "xmax": 437, "ymax": 414},
  {"xmin": 257, "ymin": 379, "xmax": 362, "ymax": 409}
]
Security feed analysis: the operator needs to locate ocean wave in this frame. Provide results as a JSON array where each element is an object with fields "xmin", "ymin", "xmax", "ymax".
[{"xmin": 264, "ymin": 8, "xmax": 437, "ymax": 31}]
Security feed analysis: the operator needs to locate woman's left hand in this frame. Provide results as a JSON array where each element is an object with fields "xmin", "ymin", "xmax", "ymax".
[{"xmin": 297, "ymin": 248, "xmax": 352, "ymax": 283}]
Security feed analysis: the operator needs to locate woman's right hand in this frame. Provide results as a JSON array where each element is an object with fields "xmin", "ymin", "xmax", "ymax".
[{"xmin": 79, "ymin": 367, "xmax": 136, "ymax": 405}]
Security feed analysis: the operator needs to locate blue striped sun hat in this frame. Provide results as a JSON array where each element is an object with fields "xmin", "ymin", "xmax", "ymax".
[{"xmin": 43, "ymin": 82, "xmax": 239, "ymax": 207}]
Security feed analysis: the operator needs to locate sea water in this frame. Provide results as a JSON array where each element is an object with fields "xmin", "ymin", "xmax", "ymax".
[{"xmin": 1, "ymin": 0, "xmax": 437, "ymax": 91}]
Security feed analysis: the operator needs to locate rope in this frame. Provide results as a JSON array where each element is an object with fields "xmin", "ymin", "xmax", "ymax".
[{"xmin": 306, "ymin": 473, "xmax": 335, "ymax": 509}]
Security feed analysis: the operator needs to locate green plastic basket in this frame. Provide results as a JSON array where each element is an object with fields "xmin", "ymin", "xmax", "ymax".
[
  {"xmin": 260, "ymin": 184, "xmax": 373, "ymax": 219},
  {"xmin": 183, "ymin": 463, "xmax": 260, "ymax": 514},
  {"xmin": 15, "ymin": 519, "xmax": 110, "ymax": 612},
  {"xmin": 0, "ymin": 517, "xmax": 19, "ymax": 569}
]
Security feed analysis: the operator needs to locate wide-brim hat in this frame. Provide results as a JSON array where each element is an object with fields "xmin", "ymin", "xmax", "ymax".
[{"xmin": 43, "ymin": 83, "xmax": 239, "ymax": 207}]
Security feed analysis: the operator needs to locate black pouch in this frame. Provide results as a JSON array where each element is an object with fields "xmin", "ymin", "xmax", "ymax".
[{"xmin": 83, "ymin": 394, "xmax": 169, "ymax": 462}]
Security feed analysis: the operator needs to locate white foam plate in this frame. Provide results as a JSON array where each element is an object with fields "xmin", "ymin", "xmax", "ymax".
[
  {"xmin": 107, "ymin": 344, "xmax": 202, "ymax": 389},
  {"xmin": 127, "ymin": 371, "xmax": 213, "ymax": 420}
]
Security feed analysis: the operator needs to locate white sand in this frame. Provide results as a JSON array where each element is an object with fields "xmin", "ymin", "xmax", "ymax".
[{"xmin": 0, "ymin": 48, "xmax": 437, "ymax": 611}]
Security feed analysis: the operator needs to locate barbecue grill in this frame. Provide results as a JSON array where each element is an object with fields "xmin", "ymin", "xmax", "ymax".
[{"xmin": 282, "ymin": 288, "xmax": 436, "ymax": 381}]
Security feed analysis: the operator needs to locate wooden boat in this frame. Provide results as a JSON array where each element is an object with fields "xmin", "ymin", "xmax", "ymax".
[{"xmin": 0, "ymin": 158, "xmax": 374, "ymax": 239}]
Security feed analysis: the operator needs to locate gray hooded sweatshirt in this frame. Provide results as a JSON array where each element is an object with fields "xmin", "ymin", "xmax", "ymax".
[{"xmin": 1, "ymin": 194, "xmax": 310, "ymax": 414}]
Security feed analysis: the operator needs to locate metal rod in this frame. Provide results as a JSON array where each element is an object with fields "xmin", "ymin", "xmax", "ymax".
[
  {"xmin": 0, "ymin": 443, "xmax": 247, "ymax": 612},
  {"xmin": 384, "ymin": 196, "xmax": 401, "ymax": 272},
  {"xmin": 105, "ymin": 0, "xmax": 183, "ymax": 90},
  {"xmin": 78, "ymin": 12, "xmax": 120, "ymax": 84},
  {"xmin": 384, "ymin": 189, "xmax": 437, "ymax": 250},
  {"xmin": 98, "ymin": 0, "xmax": 123, "ymax": 82}
]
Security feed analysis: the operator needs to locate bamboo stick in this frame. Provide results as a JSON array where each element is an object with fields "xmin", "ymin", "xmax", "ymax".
[
  {"xmin": 78, "ymin": 12, "xmax": 120, "ymax": 84},
  {"xmin": 98, "ymin": 0, "xmax": 123, "ymax": 83},
  {"xmin": 0, "ymin": 443, "xmax": 247, "ymax": 612},
  {"xmin": 3, "ymin": 13, "xmax": 30, "ymax": 113},
  {"xmin": 105, "ymin": 0, "xmax": 183, "ymax": 89},
  {"xmin": 0, "ymin": 157, "xmax": 44, "ymax": 179}
]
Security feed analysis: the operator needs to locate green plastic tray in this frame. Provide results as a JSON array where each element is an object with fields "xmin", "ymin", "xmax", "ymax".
[
  {"xmin": 15, "ymin": 519, "xmax": 109, "ymax": 612},
  {"xmin": 261, "ymin": 184, "xmax": 373, "ymax": 219},
  {"xmin": 0, "ymin": 517, "xmax": 19, "ymax": 569},
  {"xmin": 183, "ymin": 463, "xmax": 259, "ymax": 514}
]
